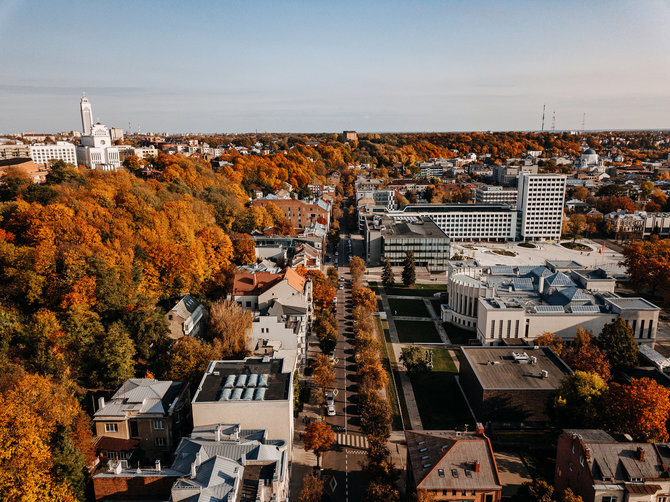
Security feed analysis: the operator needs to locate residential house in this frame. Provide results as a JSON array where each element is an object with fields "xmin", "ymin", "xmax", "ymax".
[
  {"xmin": 405, "ymin": 427, "xmax": 502, "ymax": 502},
  {"xmin": 555, "ymin": 429, "xmax": 670, "ymax": 502},
  {"xmin": 251, "ymin": 197, "xmax": 330, "ymax": 232},
  {"xmin": 165, "ymin": 294, "xmax": 206, "ymax": 339},
  {"xmin": 93, "ymin": 379, "xmax": 191, "ymax": 463}
]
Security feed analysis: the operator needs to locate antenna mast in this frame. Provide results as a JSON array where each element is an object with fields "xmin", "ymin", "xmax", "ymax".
[
  {"xmin": 541, "ymin": 104, "xmax": 546, "ymax": 131},
  {"xmin": 551, "ymin": 111, "xmax": 556, "ymax": 132}
]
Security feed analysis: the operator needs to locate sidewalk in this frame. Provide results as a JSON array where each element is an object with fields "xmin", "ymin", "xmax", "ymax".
[
  {"xmin": 379, "ymin": 285, "xmax": 424, "ymax": 431},
  {"xmin": 423, "ymin": 298, "xmax": 451, "ymax": 344}
]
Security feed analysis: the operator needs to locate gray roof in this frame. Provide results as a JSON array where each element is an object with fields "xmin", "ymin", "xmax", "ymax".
[
  {"xmin": 545, "ymin": 272, "xmax": 576, "ymax": 288},
  {"xmin": 605, "ymin": 297, "xmax": 660, "ymax": 311},
  {"xmin": 94, "ymin": 378, "xmax": 182, "ymax": 419},
  {"xmin": 170, "ymin": 293, "xmax": 203, "ymax": 318}
]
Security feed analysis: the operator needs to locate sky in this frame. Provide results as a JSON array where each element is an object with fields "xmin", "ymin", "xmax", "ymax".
[{"xmin": 1, "ymin": 0, "xmax": 669, "ymax": 133}]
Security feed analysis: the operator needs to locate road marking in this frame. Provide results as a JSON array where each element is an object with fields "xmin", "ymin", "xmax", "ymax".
[{"xmin": 335, "ymin": 433, "xmax": 369, "ymax": 449}]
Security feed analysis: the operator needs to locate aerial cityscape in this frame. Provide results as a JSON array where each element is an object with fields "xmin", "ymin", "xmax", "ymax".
[{"xmin": 2, "ymin": 1, "xmax": 670, "ymax": 502}]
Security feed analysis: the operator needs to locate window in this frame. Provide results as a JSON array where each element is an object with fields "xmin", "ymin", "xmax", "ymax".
[
  {"xmin": 601, "ymin": 497, "xmax": 617, "ymax": 502},
  {"xmin": 153, "ymin": 420, "xmax": 164, "ymax": 430},
  {"xmin": 105, "ymin": 423, "xmax": 118, "ymax": 433},
  {"xmin": 155, "ymin": 437, "xmax": 166, "ymax": 447}
]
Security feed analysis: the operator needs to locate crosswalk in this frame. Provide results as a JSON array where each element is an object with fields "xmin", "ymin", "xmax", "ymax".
[{"xmin": 335, "ymin": 433, "xmax": 369, "ymax": 449}]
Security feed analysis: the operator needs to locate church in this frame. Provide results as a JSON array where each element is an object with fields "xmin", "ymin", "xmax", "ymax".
[{"xmin": 75, "ymin": 95, "xmax": 121, "ymax": 171}]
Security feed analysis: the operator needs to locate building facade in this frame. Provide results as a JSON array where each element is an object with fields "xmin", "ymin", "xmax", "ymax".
[
  {"xmin": 517, "ymin": 173, "xmax": 566, "ymax": 241},
  {"xmin": 30, "ymin": 141, "xmax": 77, "ymax": 166},
  {"xmin": 251, "ymin": 198, "xmax": 330, "ymax": 232},
  {"xmin": 75, "ymin": 96, "xmax": 121, "ymax": 170},
  {"xmin": 474, "ymin": 186, "xmax": 517, "ymax": 206}
]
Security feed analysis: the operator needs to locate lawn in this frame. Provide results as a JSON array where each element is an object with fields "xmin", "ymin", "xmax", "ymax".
[
  {"xmin": 388, "ymin": 298, "xmax": 430, "ymax": 317},
  {"xmin": 385, "ymin": 282, "xmax": 447, "ymax": 297},
  {"xmin": 408, "ymin": 348, "xmax": 474, "ymax": 429},
  {"xmin": 375, "ymin": 317, "xmax": 409, "ymax": 431},
  {"xmin": 443, "ymin": 323, "xmax": 477, "ymax": 345},
  {"xmin": 430, "ymin": 299, "xmax": 444, "ymax": 316},
  {"xmin": 395, "ymin": 320, "xmax": 442, "ymax": 343}
]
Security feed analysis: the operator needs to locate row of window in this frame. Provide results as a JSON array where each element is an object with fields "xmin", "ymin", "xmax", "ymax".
[{"xmin": 105, "ymin": 419, "xmax": 164, "ymax": 433}]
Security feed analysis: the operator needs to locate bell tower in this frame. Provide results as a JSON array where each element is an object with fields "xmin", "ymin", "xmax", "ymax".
[{"xmin": 80, "ymin": 93, "xmax": 93, "ymax": 135}]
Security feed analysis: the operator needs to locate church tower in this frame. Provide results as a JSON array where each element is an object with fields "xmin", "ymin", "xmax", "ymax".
[{"xmin": 80, "ymin": 94, "xmax": 93, "ymax": 135}]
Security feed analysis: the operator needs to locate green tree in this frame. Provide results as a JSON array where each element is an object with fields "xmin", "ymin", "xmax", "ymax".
[
  {"xmin": 551, "ymin": 371, "xmax": 607, "ymax": 427},
  {"xmin": 640, "ymin": 180, "xmax": 655, "ymax": 198},
  {"xmin": 597, "ymin": 318, "xmax": 639, "ymax": 368},
  {"xmin": 401, "ymin": 250, "xmax": 416, "ymax": 287},
  {"xmin": 381, "ymin": 258, "xmax": 395, "ymax": 288},
  {"xmin": 91, "ymin": 322, "xmax": 136, "ymax": 388},
  {"xmin": 400, "ymin": 346, "xmax": 430, "ymax": 374}
]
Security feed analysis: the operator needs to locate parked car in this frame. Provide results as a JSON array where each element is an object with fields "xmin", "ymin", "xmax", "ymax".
[
  {"xmin": 339, "ymin": 284, "xmax": 344, "ymax": 290},
  {"xmin": 328, "ymin": 351, "xmax": 335, "ymax": 364},
  {"xmin": 326, "ymin": 391, "xmax": 334, "ymax": 406},
  {"xmin": 327, "ymin": 403, "xmax": 336, "ymax": 416}
]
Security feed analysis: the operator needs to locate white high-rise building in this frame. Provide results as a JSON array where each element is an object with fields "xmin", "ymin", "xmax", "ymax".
[
  {"xmin": 517, "ymin": 173, "xmax": 566, "ymax": 241},
  {"xmin": 30, "ymin": 142, "xmax": 77, "ymax": 166},
  {"xmin": 75, "ymin": 96, "xmax": 120, "ymax": 171}
]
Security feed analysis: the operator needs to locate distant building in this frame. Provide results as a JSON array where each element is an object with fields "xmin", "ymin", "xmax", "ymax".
[
  {"xmin": 493, "ymin": 165, "xmax": 538, "ymax": 185},
  {"xmin": 75, "ymin": 95, "xmax": 121, "ymax": 170},
  {"xmin": 363, "ymin": 214, "xmax": 451, "ymax": 271},
  {"xmin": 30, "ymin": 141, "xmax": 77, "ymax": 166},
  {"xmin": 165, "ymin": 294, "xmax": 206, "ymax": 339},
  {"xmin": 356, "ymin": 189, "xmax": 396, "ymax": 210},
  {"xmin": 458, "ymin": 346, "xmax": 572, "ymax": 423},
  {"xmin": 555, "ymin": 429, "xmax": 670, "ymax": 502},
  {"xmin": 109, "ymin": 127, "xmax": 124, "ymax": 142},
  {"xmin": 0, "ymin": 144, "xmax": 30, "ymax": 160},
  {"xmin": 474, "ymin": 186, "xmax": 517, "ymax": 206},
  {"xmin": 517, "ymin": 173, "xmax": 566, "ymax": 241},
  {"xmin": 343, "ymin": 130, "xmax": 358, "ymax": 142},
  {"xmin": 251, "ymin": 198, "xmax": 330, "ymax": 232},
  {"xmin": 93, "ymin": 378, "xmax": 190, "ymax": 463},
  {"xmin": 405, "ymin": 427, "xmax": 502, "ymax": 502},
  {"xmin": 191, "ymin": 357, "xmax": 295, "ymax": 457},
  {"xmin": 574, "ymin": 148, "xmax": 601, "ymax": 170}
]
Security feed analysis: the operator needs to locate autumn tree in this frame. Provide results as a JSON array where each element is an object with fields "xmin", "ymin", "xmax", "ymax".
[
  {"xmin": 562, "ymin": 328, "xmax": 611, "ymax": 381},
  {"xmin": 400, "ymin": 345, "xmax": 431, "ymax": 374},
  {"xmin": 311, "ymin": 354, "xmax": 335, "ymax": 395},
  {"xmin": 232, "ymin": 233, "xmax": 257, "ymax": 265},
  {"xmin": 597, "ymin": 317, "xmax": 638, "ymax": 368},
  {"xmin": 565, "ymin": 214, "xmax": 586, "ymax": 242},
  {"xmin": 534, "ymin": 332, "xmax": 564, "ymax": 356},
  {"xmin": 326, "ymin": 265, "xmax": 339, "ymax": 288},
  {"xmin": 363, "ymin": 480, "xmax": 400, "ymax": 502},
  {"xmin": 402, "ymin": 250, "xmax": 416, "ymax": 287},
  {"xmin": 513, "ymin": 480, "xmax": 554, "ymax": 502},
  {"xmin": 303, "ymin": 421, "xmax": 334, "ymax": 467},
  {"xmin": 352, "ymin": 286, "xmax": 377, "ymax": 312},
  {"xmin": 604, "ymin": 377, "xmax": 670, "ymax": 441},
  {"xmin": 299, "ymin": 473, "xmax": 324, "ymax": 502},
  {"xmin": 621, "ymin": 236, "xmax": 670, "ymax": 297},
  {"xmin": 349, "ymin": 256, "xmax": 366, "ymax": 285},
  {"xmin": 359, "ymin": 391, "xmax": 392, "ymax": 440},
  {"xmin": 163, "ymin": 336, "xmax": 219, "ymax": 383},
  {"xmin": 209, "ymin": 299, "xmax": 252, "ymax": 359},
  {"xmin": 381, "ymin": 258, "xmax": 395, "ymax": 288},
  {"xmin": 552, "ymin": 371, "xmax": 607, "ymax": 428}
]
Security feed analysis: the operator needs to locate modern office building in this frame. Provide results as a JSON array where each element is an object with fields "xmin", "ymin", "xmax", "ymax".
[
  {"xmin": 474, "ymin": 186, "xmax": 517, "ymax": 206},
  {"xmin": 517, "ymin": 173, "xmax": 566, "ymax": 241},
  {"xmin": 392, "ymin": 204, "xmax": 518, "ymax": 242},
  {"xmin": 363, "ymin": 214, "xmax": 451, "ymax": 271},
  {"xmin": 30, "ymin": 142, "xmax": 77, "ymax": 166},
  {"xmin": 356, "ymin": 189, "xmax": 396, "ymax": 210},
  {"xmin": 442, "ymin": 260, "xmax": 660, "ymax": 346}
]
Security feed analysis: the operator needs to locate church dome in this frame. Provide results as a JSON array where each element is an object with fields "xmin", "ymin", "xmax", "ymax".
[{"xmin": 583, "ymin": 148, "xmax": 596, "ymax": 155}]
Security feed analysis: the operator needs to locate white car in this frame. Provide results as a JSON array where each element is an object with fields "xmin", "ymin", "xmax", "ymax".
[
  {"xmin": 339, "ymin": 284, "xmax": 344, "ymax": 290},
  {"xmin": 326, "ymin": 391, "xmax": 335, "ymax": 406},
  {"xmin": 327, "ymin": 404, "xmax": 336, "ymax": 416}
]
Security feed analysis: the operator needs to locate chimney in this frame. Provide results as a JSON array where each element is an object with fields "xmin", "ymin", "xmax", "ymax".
[
  {"xmin": 191, "ymin": 462, "xmax": 197, "ymax": 479},
  {"xmin": 476, "ymin": 423, "xmax": 485, "ymax": 436},
  {"xmin": 474, "ymin": 461, "xmax": 480, "ymax": 473},
  {"xmin": 216, "ymin": 425, "xmax": 221, "ymax": 442},
  {"xmin": 155, "ymin": 460, "xmax": 161, "ymax": 472},
  {"xmin": 638, "ymin": 447, "xmax": 645, "ymax": 461},
  {"xmin": 585, "ymin": 448, "xmax": 591, "ymax": 461},
  {"xmin": 538, "ymin": 275, "xmax": 545, "ymax": 294},
  {"xmin": 98, "ymin": 396, "xmax": 105, "ymax": 410}
]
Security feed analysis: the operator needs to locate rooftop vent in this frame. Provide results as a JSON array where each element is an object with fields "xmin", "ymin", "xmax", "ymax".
[{"xmin": 541, "ymin": 370, "xmax": 549, "ymax": 378}]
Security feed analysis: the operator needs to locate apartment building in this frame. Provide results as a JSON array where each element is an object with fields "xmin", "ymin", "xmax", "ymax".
[
  {"xmin": 0, "ymin": 144, "xmax": 31, "ymax": 160},
  {"xmin": 356, "ymin": 189, "xmax": 396, "ymax": 210},
  {"xmin": 251, "ymin": 198, "xmax": 330, "ymax": 231},
  {"xmin": 473, "ymin": 186, "xmax": 517, "ymax": 206},
  {"xmin": 493, "ymin": 164, "xmax": 538, "ymax": 185},
  {"xmin": 517, "ymin": 173, "xmax": 566, "ymax": 241},
  {"xmin": 93, "ymin": 379, "xmax": 191, "ymax": 463},
  {"xmin": 30, "ymin": 141, "xmax": 77, "ymax": 166}
]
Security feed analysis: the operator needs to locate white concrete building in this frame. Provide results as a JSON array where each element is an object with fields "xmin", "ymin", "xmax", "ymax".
[
  {"xmin": 391, "ymin": 204, "xmax": 518, "ymax": 242},
  {"xmin": 442, "ymin": 260, "xmax": 660, "ymax": 346},
  {"xmin": 75, "ymin": 96, "xmax": 121, "ymax": 171},
  {"xmin": 356, "ymin": 189, "xmax": 396, "ymax": 210},
  {"xmin": 517, "ymin": 173, "xmax": 566, "ymax": 241},
  {"xmin": 29, "ymin": 141, "xmax": 77, "ymax": 166},
  {"xmin": 474, "ymin": 186, "xmax": 517, "ymax": 206}
]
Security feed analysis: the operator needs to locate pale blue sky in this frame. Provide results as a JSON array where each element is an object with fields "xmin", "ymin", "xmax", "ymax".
[{"xmin": 1, "ymin": 0, "xmax": 669, "ymax": 133}]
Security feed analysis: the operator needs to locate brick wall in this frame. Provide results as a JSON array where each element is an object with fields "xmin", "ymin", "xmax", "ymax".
[{"xmin": 93, "ymin": 475, "xmax": 177, "ymax": 501}]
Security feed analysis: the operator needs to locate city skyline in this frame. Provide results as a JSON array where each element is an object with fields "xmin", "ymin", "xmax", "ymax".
[{"xmin": 1, "ymin": 0, "xmax": 669, "ymax": 133}]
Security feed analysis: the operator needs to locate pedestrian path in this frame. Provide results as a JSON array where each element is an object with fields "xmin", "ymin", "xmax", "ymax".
[
  {"xmin": 335, "ymin": 433, "xmax": 369, "ymax": 449},
  {"xmin": 423, "ymin": 298, "xmax": 450, "ymax": 344}
]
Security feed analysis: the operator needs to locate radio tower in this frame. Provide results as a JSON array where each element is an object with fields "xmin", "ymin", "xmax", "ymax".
[
  {"xmin": 551, "ymin": 111, "xmax": 556, "ymax": 131},
  {"xmin": 581, "ymin": 113, "xmax": 586, "ymax": 133},
  {"xmin": 541, "ymin": 104, "xmax": 546, "ymax": 131}
]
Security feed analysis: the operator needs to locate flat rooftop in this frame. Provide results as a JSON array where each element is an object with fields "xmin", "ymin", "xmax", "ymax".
[
  {"xmin": 605, "ymin": 297, "xmax": 660, "ymax": 311},
  {"xmin": 193, "ymin": 358, "xmax": 290, "ymax": 403},
  {"xmin": 382, "ymin": 216, "xmax": 450, "ymax": 239},
  {"xmin": 400, "ymin": 204, "xmax": 515, "ymax": 213},
  {"xmin": 461, "ymin": 347, "xmax": 571, "ymax": 390}
]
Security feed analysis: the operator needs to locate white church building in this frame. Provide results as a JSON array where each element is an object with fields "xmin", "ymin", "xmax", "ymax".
[{"xmin": 76, "ymin": 95, "xmax": 121, "ymax": 171}]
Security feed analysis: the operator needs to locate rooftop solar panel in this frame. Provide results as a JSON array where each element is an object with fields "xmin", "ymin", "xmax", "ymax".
[
  {"xmin": 512, "ymin": 278, "xmax": 534, "ymax": 291},
  {"xmin": 570, "ymin": 305, "xmax": 601, "ymax": 313},
  {"xmin": 535, "ymin": 305, "xmax": 564, "ymax": 313}
]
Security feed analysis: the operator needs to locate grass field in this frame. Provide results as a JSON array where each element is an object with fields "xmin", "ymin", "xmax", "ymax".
[
  {"xmin": 395, "ymin": 320, "xmax": 442, "ymax": 343},
  {"xmin": 408, "ymin": 348, "xmax": 474, "ymax": 429},
  {"xmin": 430, "ymin": 299, "xmax": 444, "ymax": 315},
  {"xmin": 388, "ymin": 298, "xmax": 430, "ymax": 317},
  {"xmin": 376, "ymin": 317, "xmax": 409, "ymax": 430},
  {"xmin": 385, "ymin": 282, "xmax": 447, "ymax": 297},
  {"xmin": 443, "ymin": 323, "xmax": 477, "ymax": 345}
]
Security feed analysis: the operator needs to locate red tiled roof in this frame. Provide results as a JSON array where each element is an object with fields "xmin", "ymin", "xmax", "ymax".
[{"xmin": 232, "ymin": 272, "xmax": 282, "ymax": 296}]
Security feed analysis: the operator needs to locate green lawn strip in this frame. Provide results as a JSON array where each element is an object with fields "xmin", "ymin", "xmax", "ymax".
[
  {"xmin": 386, "ymin": 282, "xmax": 447, "ymax": 297},
  {"xmin": 388, "ymin": 298, "xmax": 430, "ymax": 317},
  {"xmin": 407, "ymin": 348, "xmax": 474, "ymax": 430},
  {"xmin": 395, "ymin": 320, "xmax": 441, "ymax": 343},
  {"xmin": 443, "ymin": 322, "xmax": 477, "ymax": 345},
  {"xmin": 375, "ymin": 318, "xmax": 404, "ymax": 430},
  {"xmin": 430, "ymin": 299, "xmax": 443, "ymax": 315}
]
